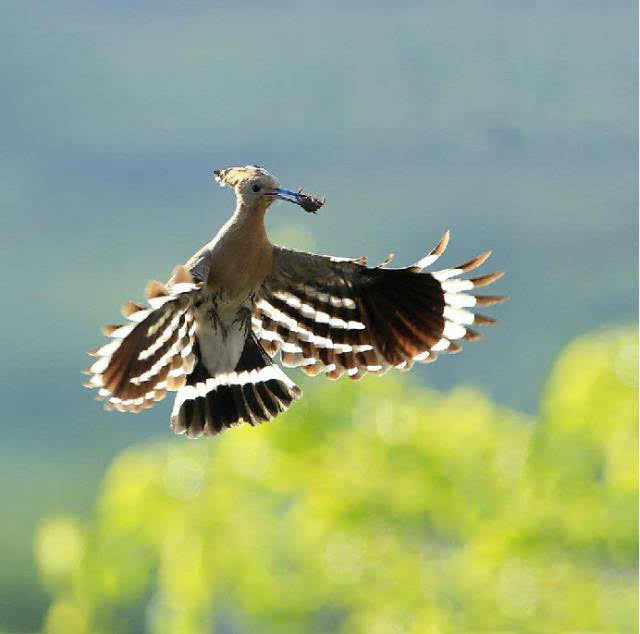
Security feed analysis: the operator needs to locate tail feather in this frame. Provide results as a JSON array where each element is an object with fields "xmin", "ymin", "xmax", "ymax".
[{"xmin": 171, "ymin": 335, "xmax": 301, "ymax": 438}]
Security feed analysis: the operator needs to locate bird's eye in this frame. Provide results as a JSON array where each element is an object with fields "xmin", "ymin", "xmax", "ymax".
[{"xmin": 252, "ymin": 184, "xmax": 261, "ymax": 193}]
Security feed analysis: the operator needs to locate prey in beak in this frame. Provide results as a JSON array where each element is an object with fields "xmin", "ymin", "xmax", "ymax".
[{"xmin": 267, "ymin": 188, "xmax": 325, "ymax": 214}]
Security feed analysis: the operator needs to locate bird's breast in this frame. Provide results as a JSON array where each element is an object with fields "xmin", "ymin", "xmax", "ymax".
[{"xmin": 206, "ymin": 231, "xmax": 273, "ymax": 305}]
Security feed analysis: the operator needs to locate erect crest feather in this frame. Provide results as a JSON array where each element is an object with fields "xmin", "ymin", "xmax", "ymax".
[{"xmin": 213, "ymin": 165, "xmax": 272, "ymax": 188}]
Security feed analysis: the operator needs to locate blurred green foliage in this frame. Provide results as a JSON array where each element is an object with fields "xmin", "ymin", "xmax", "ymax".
[{"xmin": 36, "ymin": 327, "xmax": 637, "ymax": 634}]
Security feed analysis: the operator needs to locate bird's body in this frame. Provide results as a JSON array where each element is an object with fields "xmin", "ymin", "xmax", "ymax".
[{"xmin": 85, "ymin": 165, "xmax": 507, "ymax": 437}]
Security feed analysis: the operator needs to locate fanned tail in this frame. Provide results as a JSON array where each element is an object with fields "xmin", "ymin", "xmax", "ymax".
[{"xmin": 171, "ymin": 334, "xmax": 302, "ymax": 438}]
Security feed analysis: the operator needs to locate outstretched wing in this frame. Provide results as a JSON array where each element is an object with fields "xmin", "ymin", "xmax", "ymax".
[
  {"xmin": 83, "ymin": 266, "xmax": 201, "ymax": 412},
  {"xmin": 251, "ymin": 232, "xmax": 507, "ymax": 380}
]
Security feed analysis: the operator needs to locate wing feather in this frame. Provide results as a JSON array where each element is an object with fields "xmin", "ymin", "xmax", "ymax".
[
  {"xmin": 84, "ymin": 269, "xmax": 202, "ymax": 412},
  {"xmin": 252, "ymin": 233, "xmax": 506, "ymax": 380}
]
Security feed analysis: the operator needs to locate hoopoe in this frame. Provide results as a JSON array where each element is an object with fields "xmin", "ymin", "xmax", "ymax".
[{"xmin": 84, "ymin": 165, "xmax": 507, "ymax": 437}]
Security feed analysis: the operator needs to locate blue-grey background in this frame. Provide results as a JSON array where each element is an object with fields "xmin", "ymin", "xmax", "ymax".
[{"xmin": 1, "ymin": 1, "xmax": 637, "ymax": 630}]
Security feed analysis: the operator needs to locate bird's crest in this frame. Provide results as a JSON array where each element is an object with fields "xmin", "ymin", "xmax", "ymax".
[{"xmin": 213, "ymin": 165, "xmax": 271, "ymax": 188}]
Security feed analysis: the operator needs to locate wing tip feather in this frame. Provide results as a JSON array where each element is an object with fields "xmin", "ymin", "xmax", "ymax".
[{"xmin": 471, "ymin": 271, "xmax": 505, "ymax": 287}]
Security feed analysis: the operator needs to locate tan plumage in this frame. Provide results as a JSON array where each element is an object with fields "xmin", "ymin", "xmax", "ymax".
[{"xmin": 84, "ymin": 165, "xmax": 507, "ymax": 437}]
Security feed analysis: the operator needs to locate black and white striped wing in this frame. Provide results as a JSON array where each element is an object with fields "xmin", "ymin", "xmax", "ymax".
[
  {"xmin": 252, "ymin": 232, "xmax": 507, "ymax": 380},
  {"xmin": 83, "ymin": 266, "xmax": 201, "ymax": 412}
]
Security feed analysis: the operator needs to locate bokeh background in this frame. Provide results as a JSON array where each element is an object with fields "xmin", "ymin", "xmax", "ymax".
[{"xmin": 1, "ymin": 1, "xmax": 637, "ymax": 632}]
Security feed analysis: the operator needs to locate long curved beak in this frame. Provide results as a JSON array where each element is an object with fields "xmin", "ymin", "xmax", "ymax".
[{"xmin": 266, "ymin": 188, "xmax": 324, "ymax": 214}]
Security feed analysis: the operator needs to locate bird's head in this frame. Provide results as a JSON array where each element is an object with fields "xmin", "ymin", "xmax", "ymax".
[{"xmin": 213, "ymin": 165, "xmax": 324, "ymax": 214}]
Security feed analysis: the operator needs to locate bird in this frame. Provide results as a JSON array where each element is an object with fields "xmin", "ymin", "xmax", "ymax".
[{"xmin": 84, "ymin": 165, "xmax": 507, "ymax": 438}]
